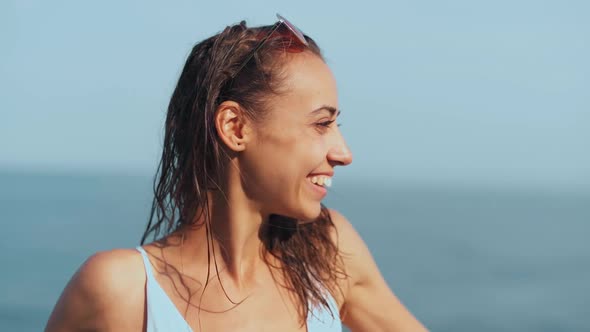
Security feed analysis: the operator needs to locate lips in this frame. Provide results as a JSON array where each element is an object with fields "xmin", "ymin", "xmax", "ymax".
[
  {"xmin": 307, "ymin": 177, "xmax": 328, "ymax": 199},
  {"xmin": 309, "ymin": 175, "xmax": 332, "ymax": 188}
]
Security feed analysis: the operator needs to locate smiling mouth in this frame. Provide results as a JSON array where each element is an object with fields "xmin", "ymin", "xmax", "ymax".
[{"xmin": 309, "ymin": 175, "xmax": 332, "ymax": 188}]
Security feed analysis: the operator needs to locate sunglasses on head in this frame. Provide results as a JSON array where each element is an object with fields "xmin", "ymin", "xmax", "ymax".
[{"xmin": 232, "ymin": 14, "xmax": 309, "ymax": 78}]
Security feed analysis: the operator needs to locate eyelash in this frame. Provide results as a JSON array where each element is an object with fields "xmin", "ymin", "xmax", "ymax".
[{"xmin": 317, "ymin": 120, "xmax": 341, "ymax": 128}]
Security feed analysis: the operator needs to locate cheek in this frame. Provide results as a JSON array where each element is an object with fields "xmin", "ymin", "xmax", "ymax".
[
  {"xmin": 280, "ymin": 129, "xmax": 328, "ymax": 170},
  {"xmin": 240, "ymin": 130, "xmax": 299, "ymax": 187},
  {"xmin": 241, "ymin": 130, "xmax": 325, "ymax": 195}
]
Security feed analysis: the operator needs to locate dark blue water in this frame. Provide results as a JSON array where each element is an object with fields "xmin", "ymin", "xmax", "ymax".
[{"xmin": 1, "ymin": 171, "xmax": 589, "ymax": 331}]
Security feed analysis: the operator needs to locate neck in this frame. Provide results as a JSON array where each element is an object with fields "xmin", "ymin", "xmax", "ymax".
[{"xmin": 177, "ymin": 184, "xmax": 271, "ymax": 289}]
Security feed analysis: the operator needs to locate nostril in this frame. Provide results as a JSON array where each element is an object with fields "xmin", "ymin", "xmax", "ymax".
[
  {"xmin": 328, "ymin": 148, "xmax": 353, "ymax": 166},
  {"xmin": 331, "ymin": 158, "xmax": 350, "ymax": 167},
  {"xmin": 339, "ymin": 150, "xmax": 353, "ymax": 166}
]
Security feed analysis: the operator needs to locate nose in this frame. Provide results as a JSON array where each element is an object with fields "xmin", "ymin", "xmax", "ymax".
[{"xmin": 327, "ymin": 134, "xmax": 353, "ymax": 167}]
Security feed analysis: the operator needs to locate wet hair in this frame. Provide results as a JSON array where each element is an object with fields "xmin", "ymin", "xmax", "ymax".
[{"xmin": 141, "ymin": 20, "xmax": 345, "ymax": 325}]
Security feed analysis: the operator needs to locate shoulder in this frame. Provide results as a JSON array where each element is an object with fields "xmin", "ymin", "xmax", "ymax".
[
  {"xmin": 326, "ymin": 208, "xmax": 372, "ymax": 288},
  {"xmin": 82, "ymin": 248, "xmax": 145, "ymax": 280},
  {"xmin": 76, "ymin": 248, "xmax": 146, "ymax": 298},
  {"xmin": 327, "ymin": 208, "xmax": 358, "ymax": 245},
  {"xmin": 45, "ymin": 248, "xmax": 147, "ymax": 331},
  {"xmin": 326, "ymin": 209, "xmax": 429, "ymax": 331}
]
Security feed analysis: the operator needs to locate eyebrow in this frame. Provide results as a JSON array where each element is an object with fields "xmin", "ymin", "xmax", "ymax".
[{"xmin": 311, "ymin": 105, "xmax": 341, "ymax": 117}]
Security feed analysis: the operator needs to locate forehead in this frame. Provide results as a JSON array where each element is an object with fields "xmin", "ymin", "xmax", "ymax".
[{"xmin": 271, "ymin": 53, "xmax": 338, "ymax": 114}]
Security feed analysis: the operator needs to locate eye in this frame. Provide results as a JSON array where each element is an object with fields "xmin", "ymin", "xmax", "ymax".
[{"xmin": 317, "ymin": 120, "xmax": 336, "ymax": 127}]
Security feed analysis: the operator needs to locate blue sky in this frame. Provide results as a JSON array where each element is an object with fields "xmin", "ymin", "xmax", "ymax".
[{"xmin": 1, "ymin": 0, "xmax": 588, "ymax": 190}]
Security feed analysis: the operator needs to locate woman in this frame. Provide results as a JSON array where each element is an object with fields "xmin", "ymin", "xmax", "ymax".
[{"xmin": 45, "ymin": 15, "xmax": 428, "ymax": 332}]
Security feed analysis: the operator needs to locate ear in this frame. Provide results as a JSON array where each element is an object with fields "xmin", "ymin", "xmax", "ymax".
[{"xmin": 214, "ymin": 101, "xmax": 251, "ymax": 152}]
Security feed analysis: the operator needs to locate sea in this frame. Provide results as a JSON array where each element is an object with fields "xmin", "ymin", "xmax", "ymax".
[{"xmin": 1, "ymin": 171, "xmax": 589, "ymax": 332}]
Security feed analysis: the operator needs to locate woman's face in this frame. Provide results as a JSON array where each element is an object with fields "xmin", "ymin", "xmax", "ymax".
[{"xmin": 239, "ymin": 52, "xmax": 353, "ymax": 221}]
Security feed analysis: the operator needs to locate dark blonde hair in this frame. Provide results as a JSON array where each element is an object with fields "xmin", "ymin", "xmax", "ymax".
[{"xmin": 141, "ymin": 20, "xmax": 345, "ymax": 325}]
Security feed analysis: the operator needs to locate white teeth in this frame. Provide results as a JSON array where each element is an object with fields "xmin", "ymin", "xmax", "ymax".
[{"xmin": 309, "ymin": 176, "xmax": 332, "ymax": 188}]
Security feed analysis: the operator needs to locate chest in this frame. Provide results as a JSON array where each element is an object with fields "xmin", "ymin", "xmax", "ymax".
[{"xmin": 150, "ymin": 270, "xmax": 314, "ymax": 332}]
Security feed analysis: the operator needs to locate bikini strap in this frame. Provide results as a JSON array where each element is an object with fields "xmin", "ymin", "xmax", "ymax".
[{"xmin": 136, "ymin": 246, "xmax": 155, "ymax": 281}]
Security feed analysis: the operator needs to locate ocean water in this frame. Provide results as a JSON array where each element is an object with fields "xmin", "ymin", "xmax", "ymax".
[{"xmin": 1, "ymin": 171, "xmax": 589, "ymax": 331}]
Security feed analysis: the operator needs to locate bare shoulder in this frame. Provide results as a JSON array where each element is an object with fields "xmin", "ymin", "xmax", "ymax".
[
  {"xmin": 327, "ymin": 208, "xmax": 429, "ymax": 331},
  {"xmin": 75, "ymin": 249, "xmax": 146, "ymax": 300},
  {"xmin": 76, "ymin": 248, "xmax": 145, "ymax": 288},
  {"xmin": 326, "ymin": 208, "xmax": 372, "ymax": 288},
  {"xmin": 45, "ymin": 248, "xmax": 147, "ymax": 332},
  {"xmin": 327, "ymin": 208, "xmax": 358, "ymax": 247}
]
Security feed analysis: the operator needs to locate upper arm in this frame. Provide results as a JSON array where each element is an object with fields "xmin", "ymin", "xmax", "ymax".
[
  {"xmin": 329, "ymin": 209, "xmax": 428, "ymax": 332},
  {"xmin": 44, "ymin": 249, "xmax": 146, "ymax": 332}
]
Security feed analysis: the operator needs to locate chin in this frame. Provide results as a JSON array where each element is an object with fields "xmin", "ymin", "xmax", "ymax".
[
  {"xmin": 272, "ymin": 196, "xmax": 323, "ymax": 222},
  {"xmin": 291, "ymin": 201, "xmax": 323, "ymax": 222}
]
